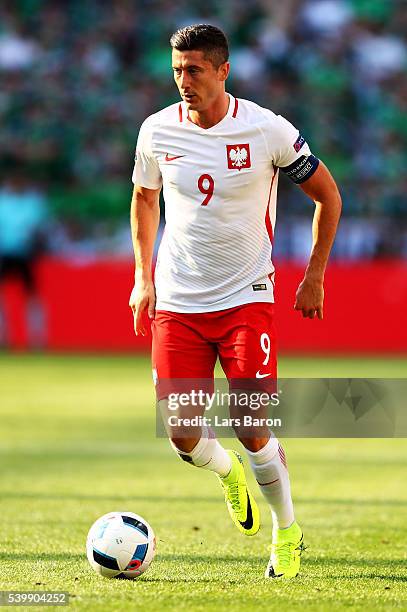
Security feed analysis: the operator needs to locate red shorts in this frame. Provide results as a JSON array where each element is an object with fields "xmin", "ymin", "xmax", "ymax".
[{"xmin": 151, "ymin": 302, "xmax": 277, "ymax": 400}]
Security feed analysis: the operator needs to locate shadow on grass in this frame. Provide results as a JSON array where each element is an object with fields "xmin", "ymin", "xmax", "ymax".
[
  {"xmin": 304, "ymin": 557, "xmax": 407, "ymax": 582},
  {"xmin": 0, "ymin": 552, "xmax": 262, "ymax": 564},
  {"xmin": 0, "ymin": 492, "xmax": 219, "ymax": 504},
  {"xmin": 0, "ymin": 552, "xmax": 85, "ymax": 562},
  {"xmin": 136, "ymin": 554, "xmax": 407, "ymax": 584},
  {"xmin": 145, "ymin": 558, "xmax": 407, "ymax": 584},
  {"xmin": 2, "ymin": 552, "xmax": 405, "ymax": 585},
  {"xmin": 1, "ymin": 491, "xmax": 407, "ymax": 508}
]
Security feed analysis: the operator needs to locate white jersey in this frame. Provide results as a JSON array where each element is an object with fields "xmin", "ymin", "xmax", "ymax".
[{"xmin": 132, "ymin": 94, "xmax": 319, "ymax": 313}]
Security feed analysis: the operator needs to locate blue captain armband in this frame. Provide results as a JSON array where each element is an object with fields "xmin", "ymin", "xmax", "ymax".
[{"xmin": 280, "ymin": 154, "xmax": 320, "ymax": 184}]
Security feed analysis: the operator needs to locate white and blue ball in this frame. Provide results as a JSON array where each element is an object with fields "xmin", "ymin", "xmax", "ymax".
[{"xmin": 86, "ymin": 511, "xmax": 156, "ymax": 578}]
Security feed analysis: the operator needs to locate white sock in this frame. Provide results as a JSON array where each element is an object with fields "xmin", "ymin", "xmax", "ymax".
[
  {"xmin": 246, "ymin": 437, "xmax": 295, "ymax": 530},
  {"xmin": 171, "ymin": 427, "xmax": 232, "ymax": 477}
]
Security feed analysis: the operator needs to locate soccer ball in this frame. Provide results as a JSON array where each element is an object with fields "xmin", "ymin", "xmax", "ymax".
[{"xmin": 86, "ymin": 511, "xmax": 156, "ymax": 578}]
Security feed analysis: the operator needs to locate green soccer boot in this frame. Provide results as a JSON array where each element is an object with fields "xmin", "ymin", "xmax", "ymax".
[
  {"xmin": 265, "ymin": 521, "xmax": 305, "ymax": 578},
  {"xmin": 217, "ymin": 450, "xmax": 260, "ymax": 536}
]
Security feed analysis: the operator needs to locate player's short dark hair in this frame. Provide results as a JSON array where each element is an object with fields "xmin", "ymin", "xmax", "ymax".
[{"xmin": 170, "ymin": 24, "xmax": 229, "ymax": 68}]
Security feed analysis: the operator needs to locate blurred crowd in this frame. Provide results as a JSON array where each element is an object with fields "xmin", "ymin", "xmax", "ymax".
[{"xmin": 0, "ymin": 0, "xmax": 406, "ymax": 260}]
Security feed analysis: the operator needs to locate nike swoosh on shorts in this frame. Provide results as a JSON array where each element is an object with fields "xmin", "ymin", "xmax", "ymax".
[{"xmin": 256, "ymin": 371, "xmax": 271, "ymax": 378}]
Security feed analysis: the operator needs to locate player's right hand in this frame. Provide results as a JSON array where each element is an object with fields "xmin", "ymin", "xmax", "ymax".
[{"xmin": 129, "ymin": 278, "xmax": 156, "ymax": 336}]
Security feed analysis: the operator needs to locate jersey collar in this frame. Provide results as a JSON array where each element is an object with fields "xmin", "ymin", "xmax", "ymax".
[{"xmin": 180, "ymin": 93, "xmax": 238, "ymax": 131}]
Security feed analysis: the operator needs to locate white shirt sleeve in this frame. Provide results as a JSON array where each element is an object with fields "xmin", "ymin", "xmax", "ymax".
[
  {"xmin": 132, "ymin": 118, "xmax": 162, "ymax": 189},
  {"xmin": 271, "ymin": 115, "xmax": 320, "ymax": 183}
]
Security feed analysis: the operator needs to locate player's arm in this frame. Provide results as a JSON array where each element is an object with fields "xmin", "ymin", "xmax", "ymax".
[
  {"xmin": 129, "ymin": 184, "xmax": 161, "ymax": 336},
  {"xmin": 129, "ymin": 116, "xmax": 162, "ymax": 335},
  {"xmin": 272, "ymin": 115, "xmax": 342, "ymax": 320},
  {"xmin": 295, "ymin": 161, "xmax": 342, "ymax": 319}
]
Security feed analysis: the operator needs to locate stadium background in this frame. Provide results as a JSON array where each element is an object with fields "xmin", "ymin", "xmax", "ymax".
[
  {"xmin": 0, "ymin": 0, "xmax": 406, "ymax": 353},
  {"xmin": 1, "ymin": 2, "xmax": 406, "ymax": 609}
]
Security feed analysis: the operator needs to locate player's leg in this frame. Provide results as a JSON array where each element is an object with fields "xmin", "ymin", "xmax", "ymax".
[
  {"xmin": 218, "ymin": 303, "xmax": 294, "ymax": 527},
  {"xmin": 21, "ymin": 256, "xmax": 46, "ymax": 349},
  {"xmin": 172, "ymin": 306, "xmax": 261, "ymax": 538},
  {"xmin": 152, "ymin": 310, "xmax": 231, "ymax": 476},
  {"xmin": 246, "ymin": 437, "xmax": 304, "ymax": 578},
  {"xmin": 218, "ymin": 302, "xmax": 304, "ymax": 576},
  {"xmin": 0, "ymin": 294, "xmax": 6, "ymax": 347},
  {"xmin": 0, "ymin": 256, "xmax": 12, "ymax": 347}
]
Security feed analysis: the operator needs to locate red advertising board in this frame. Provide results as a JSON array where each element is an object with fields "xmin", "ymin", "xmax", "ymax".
[{"xmin": 2, "ymin": 258, "xmax": 406, "ymax": 353}]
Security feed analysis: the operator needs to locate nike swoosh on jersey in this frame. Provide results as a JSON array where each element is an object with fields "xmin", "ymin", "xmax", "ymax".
[
  {"xmin": 256, "ymin": 371, "xmax": 272, "ymax": 378},
  {"xmin": 238, "ymin": 492, "xmax": 254, "ymax": 530},
  {"xmin": 165, "ymin": 153, "xmax": 185, "ymax": 161}
]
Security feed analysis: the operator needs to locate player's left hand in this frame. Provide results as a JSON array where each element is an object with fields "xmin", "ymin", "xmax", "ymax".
[{"xmin": 294, "ymin": 277, "xmax": 324, "ymax": 320}]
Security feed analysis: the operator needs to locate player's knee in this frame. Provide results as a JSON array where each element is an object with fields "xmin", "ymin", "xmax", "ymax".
[
  {"xmin": 238, "ymin": 436, "xmax": 270, "ymax": 452},
  {"xmin": 231, "ymin": 418, "xmax": 269, "ymax": 442},
  {"xmin": 170, "ymin": 436, "xmax": 200, "ymax": 454}
]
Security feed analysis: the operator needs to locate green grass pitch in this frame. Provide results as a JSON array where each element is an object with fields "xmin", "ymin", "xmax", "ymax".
[{"xmin": 0, "ymin": 354, "xmax": 406, "ymax": 611}]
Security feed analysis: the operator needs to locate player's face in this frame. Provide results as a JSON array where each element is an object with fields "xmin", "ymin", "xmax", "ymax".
[{"xmin": 172, "ymin": 49, "xmax": 229, "ymax": 112}]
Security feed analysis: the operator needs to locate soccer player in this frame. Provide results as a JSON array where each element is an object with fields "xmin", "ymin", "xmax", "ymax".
[{"xmin": 129, "ymin": 24, "xmax": 342, "ymax": 578}]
